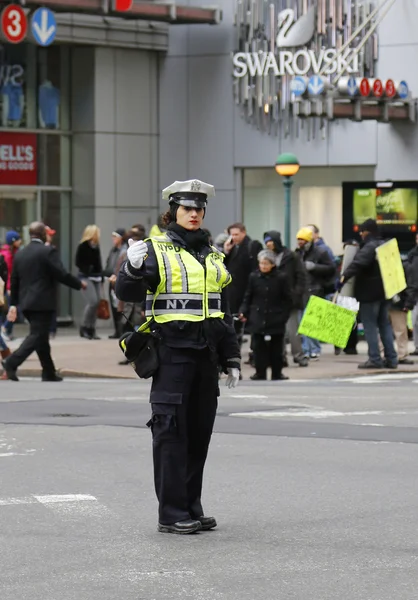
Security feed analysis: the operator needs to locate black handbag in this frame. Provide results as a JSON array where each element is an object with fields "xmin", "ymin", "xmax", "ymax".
[{"xmin": 119, "ymin": 328, "xmax": 160, "ymax": 379}]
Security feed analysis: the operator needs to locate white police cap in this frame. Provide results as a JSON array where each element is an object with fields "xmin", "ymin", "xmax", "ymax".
[{"xmin": 162, "ymin": 179, "xmax": 215, "ymax": 208}]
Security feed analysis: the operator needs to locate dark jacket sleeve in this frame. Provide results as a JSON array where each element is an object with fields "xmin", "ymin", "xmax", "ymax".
[
  {"xmin": 343, "ymin": 242, "xmax": 377, "ymax": 282},
  {"xmin": 249, "ymin": 240, "xmax": 263, "ymax": 272},
  {"xmin": 404, "ymin": 260, "xmax": 418, "ymax": 310},
  {"xmin": 239, "ymin": 274, "xmax": 254, "ymax": 317},
  {"xmin": 311, "ymin": 249, "xmax": 335, "ymax": 277},
  {"xmin": 75, "ymin": 243, "xmax": 83, "ymax": 272},
  {"xmin": 10, "ymin": 258, "xmax": 19, "ymax": 307},
  {"xmin": 293, "ymin": 252, "xmax": 307, "ymax": 299},
  {"xmin": 47, "ymin": 247, "xmax": 82, "ymax": 290},
  {"xmin": 0, "ymin": 255, "xmax": 7, "ymax": 283}
]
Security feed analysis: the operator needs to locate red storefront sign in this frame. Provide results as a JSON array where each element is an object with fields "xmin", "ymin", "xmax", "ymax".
[{"xmin": 0, "ymin": 133, "xmax": 37, "ymax": 185}]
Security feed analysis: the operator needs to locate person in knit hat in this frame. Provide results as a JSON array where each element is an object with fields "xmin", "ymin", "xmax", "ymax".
[
  {"xmin": 339, "ymin": 218, "xmax": 398, "ymax": 370},
  {"xmin": 295, "ymin": 227, "xmax": 335, "ymax": 361}
]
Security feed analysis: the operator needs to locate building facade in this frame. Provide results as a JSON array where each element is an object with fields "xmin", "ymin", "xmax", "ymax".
[
  {"xmin": 0, "ymin": 0, "xmax": 417, "ymax": 321},
  {"xmin": 158, "ymin": 0, "xmax": 418, "ymax": 253}
]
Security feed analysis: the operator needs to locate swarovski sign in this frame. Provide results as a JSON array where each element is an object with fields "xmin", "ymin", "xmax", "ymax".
[
  {"xmin": 233, "ymin": 6, "xmax": 359, "ymax": 78},
  {"xmin": 233, "ymin": 48, "xmax": 359, "ymax": 78},
  {"xmin": 233, "ymin": 0, "xmax": 379, "ymax": 135}
]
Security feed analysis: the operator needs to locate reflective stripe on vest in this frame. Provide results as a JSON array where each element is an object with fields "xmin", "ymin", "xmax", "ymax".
[{"xmin": 145, "ymin": 236, "xmax": 231, "ymax": 324}]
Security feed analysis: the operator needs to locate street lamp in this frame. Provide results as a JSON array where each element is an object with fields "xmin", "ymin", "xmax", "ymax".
[{"xmin": 275, "ymin": 153, "xmax": 300, "ymax": 248}]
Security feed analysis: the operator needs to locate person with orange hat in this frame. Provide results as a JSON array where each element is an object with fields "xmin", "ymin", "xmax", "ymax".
[
  {"xmin": 45, "ymin": 226, "xmax": 56, "ymax": 247},
  {"xmin": 295, "ymin": 227, "xmax": 336, "ymax": 360}
]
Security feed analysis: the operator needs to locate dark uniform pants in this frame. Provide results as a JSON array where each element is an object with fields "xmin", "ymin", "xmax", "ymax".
[
  {"xmin": 7, "ymin": 311, "xmax": 55, "ymax": 376},
  {"xmin": 252, "ymin": 333, "xmax": 284, "ymax": 379},
  {"xmin": 147, "ymin": 345, "xmax": 219, "ymax": 525}
]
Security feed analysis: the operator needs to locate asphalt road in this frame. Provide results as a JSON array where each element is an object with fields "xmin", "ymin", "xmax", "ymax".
[{"xmin": 1, "ymin": 374, "xmax": 418, "ymax": 599}]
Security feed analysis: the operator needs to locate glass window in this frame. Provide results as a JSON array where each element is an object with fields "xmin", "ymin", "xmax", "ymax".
[
  {"xmin": 37, "ymin": 45, "xmax": 70, "ymax": 131},
  {"xmin": 0, "ymin": 43, "xmax": 28, "ymax": 128}
]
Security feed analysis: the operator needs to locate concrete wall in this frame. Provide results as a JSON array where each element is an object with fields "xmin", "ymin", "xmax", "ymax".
[
  {"xmin": 158, "ymin": 0, "xmax": 418, "ymax": 239},
  {"xmin": 71, "ymin": 45, "xmax": 160, "ymax": 322}
]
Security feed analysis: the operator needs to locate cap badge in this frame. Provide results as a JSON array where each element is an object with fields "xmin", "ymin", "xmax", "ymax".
[{"xmin": 190, "ymin": 180, "xmax": 201, "ymax": 192}]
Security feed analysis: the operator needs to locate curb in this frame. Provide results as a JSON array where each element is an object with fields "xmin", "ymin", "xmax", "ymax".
[
  {"xmin": 5, "ymin": 366, "xmax": 418, "ymax": 382},
  {"xmin": 9, "ymin": 368, "xmax": 137, "ymax": 380}
]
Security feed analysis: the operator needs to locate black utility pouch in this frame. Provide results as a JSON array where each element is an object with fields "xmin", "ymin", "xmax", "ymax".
[{"xmin": 119, "ymin": 330, "xmax": 160, "ymax": 379}]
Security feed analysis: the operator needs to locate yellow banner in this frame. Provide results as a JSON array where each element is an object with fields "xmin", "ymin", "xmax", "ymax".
[
  {"xmin": 298, "ymin": 296, "xmax": 357, "ymax": 348},
  {"xmin": 376, "ymin": 238, "xmax": 407, "ymax": 300}
]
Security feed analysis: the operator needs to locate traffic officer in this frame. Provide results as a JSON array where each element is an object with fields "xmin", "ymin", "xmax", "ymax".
[{"xmin": 116, "ymin": 179, "xmax": 241, "ymax": 535}]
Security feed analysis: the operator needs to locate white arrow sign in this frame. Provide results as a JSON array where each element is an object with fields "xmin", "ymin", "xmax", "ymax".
[
  {"xmin": 32, "ymin": 8, "xmax": 56, "ymax": 46},
  {"xmin": 308, "ymin": 75, "xmax": 325, "ymax": 95}
]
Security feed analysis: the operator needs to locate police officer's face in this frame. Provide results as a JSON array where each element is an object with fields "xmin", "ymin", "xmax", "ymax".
[{"xmin": 176, "ymin": 206, "xmax": 204, "ymax": 231}]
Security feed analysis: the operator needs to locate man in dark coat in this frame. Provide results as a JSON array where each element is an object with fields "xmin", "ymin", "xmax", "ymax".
[
  {"xmin": 1, "ymin": 222, "xmax": 85, "ymax": 382},
  {"xmin": 264, "ymin": 230, "xmax": 308, "ymax": 367},
  {"xmin": 339, "ymin": 218, "xmax": 397, "ymax": 369},
  {"xmin": 223, "ymin": 223, "xmax": 262, "ymax": 314},
  {"xmin": 295, "ymin": 227, "xmax": 336, "ymax": 360},
  {"xmin": 223, "ymin": 223, "xmax": 262, "ymax": 346}
]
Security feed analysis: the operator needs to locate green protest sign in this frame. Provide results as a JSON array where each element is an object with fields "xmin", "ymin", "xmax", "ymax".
[{"xmin": 298, "ymin": 296, "xmax": 357, "ymax": 348}]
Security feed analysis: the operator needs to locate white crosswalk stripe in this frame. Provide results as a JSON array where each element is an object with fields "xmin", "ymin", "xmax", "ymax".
[{"xmin": 0, "ymin": 494, "xmax": 110, "ymax": 517}]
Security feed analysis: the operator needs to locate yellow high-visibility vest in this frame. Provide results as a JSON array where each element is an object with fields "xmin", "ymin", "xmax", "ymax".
[
  {"xmin": 143, "ymin": 235, "xmax": 231, "ymax": 324},
  {"xmin": 149, "ymin": 224, "xmax": 164, "ymax": 238}
]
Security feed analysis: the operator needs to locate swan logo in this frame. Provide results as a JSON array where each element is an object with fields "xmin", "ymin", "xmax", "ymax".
[{"xmin": 276, "ymin": 7, "xmax": 315, "ymax": 48}]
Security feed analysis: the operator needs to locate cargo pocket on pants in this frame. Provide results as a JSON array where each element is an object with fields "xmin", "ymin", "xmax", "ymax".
[{"xmin": 147, "ymin": 392, "xmax": 182, "ymax": 440}]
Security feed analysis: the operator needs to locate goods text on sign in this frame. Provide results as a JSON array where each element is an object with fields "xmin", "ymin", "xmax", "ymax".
[
  {"xmin": 0, "ymin": 133, "xmax": 37, "ymax": 185},
  {"xmin": 1, "ymin": 4, "xmax": 27, "ymax": 43}
]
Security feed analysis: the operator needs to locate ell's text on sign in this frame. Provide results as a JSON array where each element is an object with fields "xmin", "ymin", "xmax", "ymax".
[{"xmin": 0, "ymin": 133, "xmax": 37, "ymax": 185}]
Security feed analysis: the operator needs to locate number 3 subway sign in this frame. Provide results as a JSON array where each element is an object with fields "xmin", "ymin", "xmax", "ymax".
[{"xmin": 0, "ymin": 133, "xmax": 37, "ymax": 185}]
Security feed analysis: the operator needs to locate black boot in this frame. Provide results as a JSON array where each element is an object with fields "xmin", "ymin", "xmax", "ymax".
[
  {"xmin": 158, "ymin": 519, "xmax": 202, "ymax": 534},
  {"xmin": 79, "ymin": 326, "xmax": 92, "ymax": 340},
  {"xmin": 90, "ymin": 328, "xmax": 100, "ymax": 340},
  {"xmin": 1, "ymin": 359, "xmax": 19, "ymax": 381}
]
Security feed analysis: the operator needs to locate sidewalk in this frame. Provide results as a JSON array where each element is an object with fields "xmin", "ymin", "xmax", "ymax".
[{"xmin": 3, "ymin": 325, "xmax": 418, "ymax": 380}]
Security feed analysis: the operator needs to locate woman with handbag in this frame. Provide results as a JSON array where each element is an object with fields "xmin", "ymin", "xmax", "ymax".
[{"xmin": 75, "ymin": 225, "xmax": 104, "ymax": 340}]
